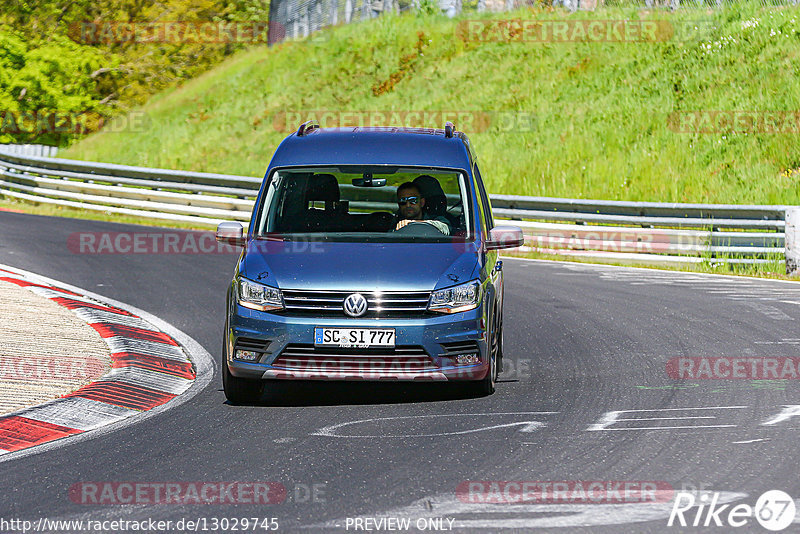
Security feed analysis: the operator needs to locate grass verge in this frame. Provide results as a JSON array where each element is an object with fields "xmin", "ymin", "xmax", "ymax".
[{"xmin": 510, "ymin": 249, "xmax": 796, "ymax": 281}]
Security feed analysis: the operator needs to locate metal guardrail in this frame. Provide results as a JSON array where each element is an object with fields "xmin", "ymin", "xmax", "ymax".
[
  {"xmin": 0, "ymin": 145, "xmax": 58, "ymax": 158},
  {"xmin": 0, "ymin": 148, "xmax": 788, "ymax": 266}
]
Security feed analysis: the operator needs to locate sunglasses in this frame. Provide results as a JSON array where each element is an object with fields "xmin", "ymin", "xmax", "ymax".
[{"xmin": 398, "ymin": 196, "xmax": 420, "ymax": 206}]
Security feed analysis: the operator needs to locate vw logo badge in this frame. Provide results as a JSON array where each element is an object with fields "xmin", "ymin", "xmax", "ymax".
[{"xmin": 343, "ymin": 293, "xmax": 368, "ymax": 317}]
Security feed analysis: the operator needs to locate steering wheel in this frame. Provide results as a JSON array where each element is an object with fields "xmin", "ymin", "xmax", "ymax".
[{"xmin": 391, "ymin": 221, "xmax": 447, "ymax": 237}]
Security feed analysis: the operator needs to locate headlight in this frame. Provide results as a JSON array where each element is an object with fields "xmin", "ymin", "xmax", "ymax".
[
  {"xmin": 428, "ymin": 281, "xmax": 481, "ymax": 314},
  {"xmin": 238, "ymin": 278, "xmax": 284, "ymax": 311}
]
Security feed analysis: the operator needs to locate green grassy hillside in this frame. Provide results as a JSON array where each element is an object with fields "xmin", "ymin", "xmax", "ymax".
[{"xmin": 64, "ymin": 4, "xmax": 800, "ymax": 204}]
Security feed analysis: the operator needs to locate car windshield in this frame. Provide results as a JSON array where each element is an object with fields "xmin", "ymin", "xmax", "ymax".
[{"xmin": 254, "ymin": 167, "xmax": 472, "ymax": 242}]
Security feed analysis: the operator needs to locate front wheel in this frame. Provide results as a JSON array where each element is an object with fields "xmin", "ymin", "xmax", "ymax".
[
  {"xmin": 222, "ymin": 362, "xmax": 264, "ymax": 405},
  {"xmin": 472, "ymin": 310, "xmax": 499, "ymax": 396},
  {"xmin": 496, "ymin": 311, "xmax": 504, "ymax": 373}
]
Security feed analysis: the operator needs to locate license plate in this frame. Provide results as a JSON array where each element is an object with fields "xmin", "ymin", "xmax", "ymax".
[{"xmin": 314, "ymin": 327, "xmax": 395, "ymax": 348}]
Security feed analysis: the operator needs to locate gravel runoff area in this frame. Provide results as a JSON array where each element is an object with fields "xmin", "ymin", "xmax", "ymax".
[{"xmin": 0, "ymin": 279, "xmax": 111, "ymax": 415}]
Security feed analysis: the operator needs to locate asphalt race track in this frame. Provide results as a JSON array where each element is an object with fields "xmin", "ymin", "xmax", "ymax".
[{"xmin": 1, "ymin": 210, "xmax": 799, "ymax": 533}]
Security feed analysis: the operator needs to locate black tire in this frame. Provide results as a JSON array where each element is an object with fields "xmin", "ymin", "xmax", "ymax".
[
  {"xmin": 222, "ymin": 329, "xmax": 264, "ymax": 405},
  {"xmin": 496, "ymin": 311, "xmax": 504, "ymax": 373},
  {"xmin": 472, "ymin": 308, "xmax": 499, "ymax": 396}
]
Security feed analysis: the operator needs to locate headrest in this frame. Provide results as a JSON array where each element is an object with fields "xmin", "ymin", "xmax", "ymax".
[
  {"xmin": 306, "ymin": 174, "xmax": 340, "ymax": 203},
  {"xmin": 413, "ymin": 175, "xmax": 446, "ymax": 215}
]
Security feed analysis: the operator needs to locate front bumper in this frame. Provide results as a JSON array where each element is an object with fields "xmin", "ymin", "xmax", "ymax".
[{"xmin": 226, "ymin": 303, "xmax": 489, "ymax": 381}]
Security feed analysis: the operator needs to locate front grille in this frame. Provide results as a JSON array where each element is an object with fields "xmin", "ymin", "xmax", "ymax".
[
  {"xmin": 281, "ymin": 289, "xmax": 431, "ymax": 318},
  {"xmin": 272, "ymin": 344, "xmax": 437, "ymax": 372}
]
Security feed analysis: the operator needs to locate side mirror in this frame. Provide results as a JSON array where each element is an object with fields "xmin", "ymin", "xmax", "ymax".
[
  {"xmin": 216, "ymin": 222, "xmax": 245, "ymax": 247},
  {"xmin": 485, "ymin": 226, "xmax": 524, "ymax": 251}
]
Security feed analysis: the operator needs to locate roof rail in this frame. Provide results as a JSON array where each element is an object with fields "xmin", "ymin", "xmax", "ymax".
[
  {"xmin": 444, "ymin": 121, "xmax": 454, "ymax": 138},
  {"xmin": 297, "ymin": 120, "xmax": 320, "ymax": 137}
]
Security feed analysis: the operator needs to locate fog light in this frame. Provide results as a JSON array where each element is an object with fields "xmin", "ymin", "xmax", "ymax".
[
  {"xmin": 455, "ymin": 353, "xmax": 480, "ymax": 365},
  {"xmin": 235, "ymin": 350, "xmax": 261, "ymax": 362}
]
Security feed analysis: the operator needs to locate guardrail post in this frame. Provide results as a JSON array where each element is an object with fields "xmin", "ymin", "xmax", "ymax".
[{"xmin": 786, "ymin": 207, "xmax": 800, "ymax": 275}]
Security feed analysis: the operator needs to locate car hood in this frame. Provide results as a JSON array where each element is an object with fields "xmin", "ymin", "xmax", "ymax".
[{"xmin": 240, "ymin": 240, "xmax": 480, "ymax": 291}]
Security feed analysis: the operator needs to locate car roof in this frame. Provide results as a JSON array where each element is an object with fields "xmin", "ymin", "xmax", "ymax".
[{"xmin": 267, "ymin": 127, "xmax": 474, "ymax": 171}]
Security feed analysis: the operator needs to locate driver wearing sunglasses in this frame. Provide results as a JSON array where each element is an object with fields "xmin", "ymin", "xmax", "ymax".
[{"xmin": 394, "ymin": 182, "xmax": 451, "ymax": 235}]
